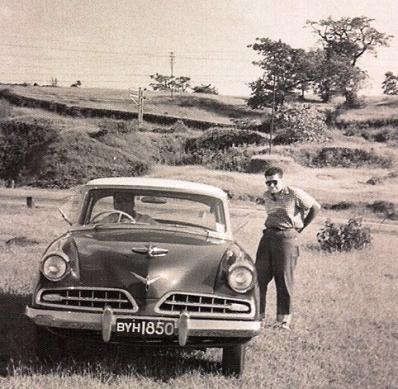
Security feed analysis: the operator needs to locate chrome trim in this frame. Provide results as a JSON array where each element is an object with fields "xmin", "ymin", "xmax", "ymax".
[
  {"xmin": 178, "ymin": 311, "xmax": 190, "ymax": 346},
  {"xmin": 154, "ymin": 291, "xmax": 254, "ymax": 319},
  {"xmin": 36, "ymin": 287, "xmax": 139, "ymax": 313},
  {"xmin": 102, "ymin": 306, "xmax": 114, "ymax": 342},
  {"xmin": 131, "ymin": 244, "xmax": 168, "ymax": 257},
  {"xmin": 25, "ymin": 306, "xmax": 261, "ymax": 338}
]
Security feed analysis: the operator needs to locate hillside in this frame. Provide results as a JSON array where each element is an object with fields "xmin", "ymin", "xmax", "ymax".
[
  {"xmin": 0, "ymin": 85, "xmax": 397, "ymax": 197},
  {"xmin": 336, "ymin": 95, "xmax": 398, "ymax": 126},
  {"xmin": 0, "ymin": 85, "xmax": 263, "ymax": 126}
]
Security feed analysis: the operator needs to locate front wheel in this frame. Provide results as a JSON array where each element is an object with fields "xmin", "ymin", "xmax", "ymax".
[{"xmin": 222, "ymin": 344, "xmax": 246, "ymax": 377}]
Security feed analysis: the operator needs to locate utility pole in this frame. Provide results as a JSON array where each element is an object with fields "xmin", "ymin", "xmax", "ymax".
[
  {"xmin": 170, "ymin": 51, "xmax": 175, "ymax": 98},
  {"xmin": 138, "ymin": 87, "xmax": 144, "ymax": 125},
  {"xmin": 269, "ymin": 76, "xmax": 277, "ymax": 154}
]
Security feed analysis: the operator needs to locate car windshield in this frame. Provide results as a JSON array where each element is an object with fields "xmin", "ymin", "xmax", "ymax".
[{"xmin": 81, "ymin": 188, "xmax": 227, "ymax": 234}]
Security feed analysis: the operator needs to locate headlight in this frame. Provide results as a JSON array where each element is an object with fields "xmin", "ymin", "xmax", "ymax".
[
  {"xmin": 228, "ymin": 264, "xmax": 254, "ymax": 293},
  {"xmin": 41, "ymin": 254, "xmax": 68, "ymax": 281}
]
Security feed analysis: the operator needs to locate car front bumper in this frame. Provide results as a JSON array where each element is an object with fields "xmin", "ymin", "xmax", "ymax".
[{"xmin": 26, "ymin": 306, "xmax": 261, "ymax": 346}]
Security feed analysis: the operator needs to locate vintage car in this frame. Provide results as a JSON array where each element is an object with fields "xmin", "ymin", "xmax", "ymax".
[{"xmin": 26, "ymin": 177, "xmax": 261, "ymax": 376}]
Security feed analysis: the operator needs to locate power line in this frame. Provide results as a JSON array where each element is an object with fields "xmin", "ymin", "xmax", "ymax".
[
  {"xmin": 0, "ymin": 43, "xmax": 253, "ymax": 63},
  {"xmin": 2, "ymin": 34, "xmax": 254, "ymax": 55},
  {"xmin": 0, "ymin": 71, "xmax": 255, "ymax": 79},
  {"xmin": 0, "ymin": 43, "xmax": 169, "ymax": 58}
]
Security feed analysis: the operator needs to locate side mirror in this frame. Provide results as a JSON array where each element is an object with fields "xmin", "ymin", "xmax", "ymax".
[{"xmin": 58, "ymin": 208, "xmax": 72, "ymax": 226}]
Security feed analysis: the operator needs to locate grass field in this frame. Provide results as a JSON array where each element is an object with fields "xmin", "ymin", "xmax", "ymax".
[
  {"xmin": 0, "ymin": 166, "xmax": 397, "ymax": 388},
  {"xmin": 336, "ymin": 95, "xmax": 398, "ymax": 124}
]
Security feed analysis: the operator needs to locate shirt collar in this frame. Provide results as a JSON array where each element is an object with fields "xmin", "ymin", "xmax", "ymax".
[{"xmin": 265, "ymin": 186, "xmax": 289, "ymax": 199}]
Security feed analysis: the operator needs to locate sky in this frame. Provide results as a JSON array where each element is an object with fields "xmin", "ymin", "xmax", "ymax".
[{"xmin": 0, "ymin": 0, "xmax": 397, "ymax": 96}]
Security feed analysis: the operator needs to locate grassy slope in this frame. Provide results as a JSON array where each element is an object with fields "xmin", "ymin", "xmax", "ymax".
[
  {"xmin": 0, "ymin": 190, "xmax": 396, "ymax": 388},
  {"xmin": 336, "ymin": 95, "xmax": 398, "ymax": 123},
  {"xmin": 3, "ymin": 85, "xmax": 263, "ymax": 125}
]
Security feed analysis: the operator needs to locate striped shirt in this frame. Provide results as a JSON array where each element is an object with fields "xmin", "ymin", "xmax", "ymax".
[{"xmin": 263, "ymin": 186, "xmax": 320, "ymax": 230}]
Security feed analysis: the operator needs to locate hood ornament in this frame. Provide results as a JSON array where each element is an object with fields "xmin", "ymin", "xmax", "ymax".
[
  {"xmin": 131, "ymin": 243, "xmax": 168, "ymax": 258},
  {"xmin": 130, "ymin": 272, "xmax": 163, "ymax": 291}
]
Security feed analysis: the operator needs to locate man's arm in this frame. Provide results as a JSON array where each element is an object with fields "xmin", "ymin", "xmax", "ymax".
[{"xmin": 299, "ymin": 203, "xmax": 321, "ymax": 233}]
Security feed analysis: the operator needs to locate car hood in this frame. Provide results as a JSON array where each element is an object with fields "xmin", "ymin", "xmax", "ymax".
[{"xmin": 71, "ymin": 227, "xmax": 231, "ymax": 298}]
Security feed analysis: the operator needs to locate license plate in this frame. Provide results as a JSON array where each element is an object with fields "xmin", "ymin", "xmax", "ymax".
[{"xmin": 115, "ymin": 319, "xmax": 175, "ymax": 337}]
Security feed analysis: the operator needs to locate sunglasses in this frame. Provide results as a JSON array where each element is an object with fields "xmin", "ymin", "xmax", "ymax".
[{"xmin": 266, "ymin": 180, "xmax": 279, "ymax": 186}]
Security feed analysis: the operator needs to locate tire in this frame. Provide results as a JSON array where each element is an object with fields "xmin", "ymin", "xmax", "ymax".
[
  {"xmin": 34, "ymin": 326, "xmax": 66, "ymax": 364},
  {"xmin": 222, "ymin": 344, "xmax": 246, "ymax": 377}
]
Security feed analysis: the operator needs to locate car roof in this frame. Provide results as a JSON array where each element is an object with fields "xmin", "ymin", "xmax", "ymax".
[{"xmin": 85, "ymin": 177, "xmax": 228, "ymax": 199}]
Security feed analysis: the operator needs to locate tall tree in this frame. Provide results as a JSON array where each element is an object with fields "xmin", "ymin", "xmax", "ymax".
[
  {"xmin": 248, "ymin": 38, "xmax": 313, "ymax": 109},
  {"xmin": 306, "ymin": 16, "xmax": 393, "ymax": 104},
  {"xmin": 382, "ymin": 71, "xmax": 398, "ymax": 95},
  {"xmin": 310, "ymin": 49, "xmax": 367, "ymax": 104}
]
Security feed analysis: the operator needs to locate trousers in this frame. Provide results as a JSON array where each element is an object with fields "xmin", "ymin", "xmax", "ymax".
[{"xmin": 255, "ymin": 228, "xmax": 300, "ymax": 318}]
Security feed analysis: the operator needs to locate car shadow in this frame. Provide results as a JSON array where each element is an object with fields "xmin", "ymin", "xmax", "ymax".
[{"xmin": 0, "ymin": 291, "xmax": 220, "ymax": 381}]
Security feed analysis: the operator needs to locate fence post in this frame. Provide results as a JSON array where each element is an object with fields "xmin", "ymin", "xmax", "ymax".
[{"xmin": 26, "ymin": 196, "xmax": 33, "ymax": 208}]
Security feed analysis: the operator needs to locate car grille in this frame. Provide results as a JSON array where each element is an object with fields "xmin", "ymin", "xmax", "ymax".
[
  {"xmin": 37, "ymin": 287, "xmax": 138, "ymax": 313},
  {"xmin": 156, "ymin": 292, "xmax": 253, "ymax": 318}
]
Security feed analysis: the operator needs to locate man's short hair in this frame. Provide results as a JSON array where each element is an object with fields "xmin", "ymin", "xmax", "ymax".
[{"xmin": 264, "ymin": 166, "xmax": 284, "ymax": 178}]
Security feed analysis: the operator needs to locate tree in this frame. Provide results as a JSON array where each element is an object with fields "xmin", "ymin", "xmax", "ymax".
[
  {"xmin": 382, "ymin": 71, "xmax": 398, "ymax": 95},
  {"xmin": 192, "ymin": 84, "xmax": 218, "ymax": 94},
  {"xmin": 248, "ymin": 38, "xmax": 314, "ymax": 109},
  {"xmin": 51, "ymin": 77, "xmax": 58, "ymax": 87},
  {"xmin": 310, "ymin": 49, "xmax": 367, "ymax": 104},
  {"xmin": 172, "ymin": 76, "xmax": 191, "ymax": 92},
  {"xmin": 306, "ymin": 16, "xmax": 393, "ymax": 104},
  {"xmin": 70, "ymin": 80, "xmax": 81, "ymax": 87},
  {"xmin": 149, "ymin": 73, "xmax": 170, "ymax": 91},
  {"xmin": 307, "ymin": 17, "xmax": 392, "ymax": 66},
  {"xmin": 149, "ymin": 73, "xmax": 191, "ymax": 92}
]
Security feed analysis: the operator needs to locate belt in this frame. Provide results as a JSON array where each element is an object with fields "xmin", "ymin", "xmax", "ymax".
[{"xmin": 265, "ymin": 227, "xmax": 294, "ymax": 232}]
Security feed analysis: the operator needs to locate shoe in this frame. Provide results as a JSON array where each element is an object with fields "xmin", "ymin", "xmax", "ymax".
[{"xmin": 272, "ymin": 321, "xmax": 282, "ymax": 329}]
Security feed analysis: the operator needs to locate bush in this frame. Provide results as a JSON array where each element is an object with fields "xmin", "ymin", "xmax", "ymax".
[
  {"xmin": 273, "ymin": 104, "xmax": 330, "ymax": 144},
  {"xmin": 310, "ymin": 147, "xmax": 392, "ymax": 168},
  {"xmin": 177, "ymin": 147, "xmax": 255, "ymax": 172},
  {"xmin": 192, "ymin": 84, "xmax": 218, "ymax": 94},
  {"xmin": 185, "ymin": 127, "xmax": 266, "ymax": 152},
  {"xmin": 317, "ymin": 218, "xmax": 372, "ymax": 252},
  {"xmin": 231, "ymin": 118, "xmax": 263, "ymax": 131},
  {"xmin": 366, "ymin": 201, "xmax": 398, "ymax": 220},
  {"xmin": 0, "ymin": 119, "xmax": 58, "ymax": 180}
]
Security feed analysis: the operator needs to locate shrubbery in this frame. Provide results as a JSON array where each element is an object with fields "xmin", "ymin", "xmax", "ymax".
[
  {"xmin": 0, "ymin": 120, "xmax": 58, "ymax": 181},
  {"xmin": 310, "ymin": 147, "xmax": 392, "ymax": 168},
  {"xmin": 317, "ymin": 218, "xmax": 372, "ymax": 252},
  {"xmin": 178, "ymin": 147, "xmax": 255, "ymax": 172},
  {"xmin": 185, "ymin": 127, "xmax": 266, "ymax": 152},
  {"xmin": 180, "ymin": 128, "xmax": 265, "ymax": 172},
  {"xmin": 273, "ymin": 104, "xmax": 330, "ymax": 144}
]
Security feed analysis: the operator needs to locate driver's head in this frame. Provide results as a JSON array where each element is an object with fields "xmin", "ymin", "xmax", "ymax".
[{"xmin": 113, "ymin": 192, "xmax": 135, "ymax": 215}]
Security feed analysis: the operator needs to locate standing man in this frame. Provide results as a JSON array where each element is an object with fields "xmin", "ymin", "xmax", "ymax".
[{"xmin": 256, "ymin": 166, "xmax": 321, "ymax": 330}]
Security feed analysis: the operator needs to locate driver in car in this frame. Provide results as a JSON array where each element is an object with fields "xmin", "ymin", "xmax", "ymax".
[
  {"xmin": 96, "ymin": 192, "xmax": 156, "ymax": 224},
  {"xmin": 113, "ymin": 192, "xmax": 156, "ymax": 224}
]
